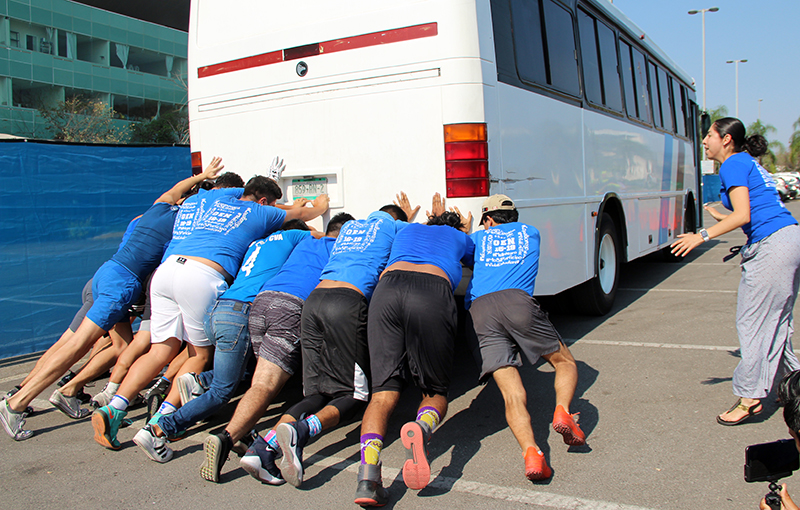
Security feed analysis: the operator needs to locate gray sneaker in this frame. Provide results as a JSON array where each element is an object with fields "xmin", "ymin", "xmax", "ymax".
[
  {"xmin": 177, "ymin": 372, "xmax": 205, "ymax": 406},
  {"xmin": 49, "ymin": 390, "xmax": 92, "ymax": 419},
  {"xmin": 0, "ymin": 399, "xmax": 33, "ymax": 441},
  {"xmin": 91, "ymin": 386, "xmax": 114, "ymax": 409}
]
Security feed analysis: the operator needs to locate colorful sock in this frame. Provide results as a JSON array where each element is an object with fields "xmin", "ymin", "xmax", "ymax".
[
  {"xmin": 416, "ymin": 406, "xmax": 442, "ymax": 433},
  {"xmin": 360, "ymin": 433, "xmax": 384, "ymax": 465},
  {"xmin": 160, "ymin": 376, "xmax": 171, "ymax": 384},
  {"xmin": 158, "ymin": 401, "xmax": 178, "ymax": 415},
  {"xmin": 109, "ymin": 395, "xmax": 129, "ymax": 411},
  {"xmin": 105, "ymin": 382, "xmax": 120, "ymax": 395},
  {"xmin": 305, "ymin": 415, "xmax": 322, "ymax": 438},
  {"xmin": 264, "ymin": 429, "xmax": 279, "ymax": 451}
]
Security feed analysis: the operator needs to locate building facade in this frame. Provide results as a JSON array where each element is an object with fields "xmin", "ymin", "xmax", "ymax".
[{"xmin": 0, "ymin": 0, "xmax": 187, "ymax": 138}]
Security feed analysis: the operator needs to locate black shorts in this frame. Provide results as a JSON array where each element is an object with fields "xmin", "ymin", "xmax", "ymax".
[
  {"xmin": 368, "ymin": 271, "xmax": 456, "ymax": 396},
  {"xmin": 301, "ymin": 287, "xmax": 370, "ymax": 401},
  {"xmin": 69, "ymin": 278, "xmax": 95, "ymax": 332},
  {"xmin": 468, "ymin": 289, "xmax": 562, "ymax": 382}
]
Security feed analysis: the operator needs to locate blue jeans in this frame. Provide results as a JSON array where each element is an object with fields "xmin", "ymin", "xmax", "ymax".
[{"xmin": 159, "ymin": 299, "xmax": 252, "ymax": 437}]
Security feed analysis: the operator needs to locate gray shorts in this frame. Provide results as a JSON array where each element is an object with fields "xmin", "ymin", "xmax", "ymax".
[
  {"xmin": 69, "ymin": 279, "xmax": 95, "ymax": 332},
  {"xmin": 248, "ymin": 290, "xmax": 304, "ymax": 375},
  {"xmin": 468, "ymin": 289, "xmax": 562, "ymax": 382}
]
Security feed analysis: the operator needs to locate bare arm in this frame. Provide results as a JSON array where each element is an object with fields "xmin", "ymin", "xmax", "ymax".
[
  {"xmin": 155, "ymin": 156, "xmax": 224, "ymax": 205},
  {"xmin": 283, "ymin": 193, "xmax": 330, "ymax": 223},
  {"xmin": 670, "ymin": 186, "xmax": 750, "ymax": 257}
]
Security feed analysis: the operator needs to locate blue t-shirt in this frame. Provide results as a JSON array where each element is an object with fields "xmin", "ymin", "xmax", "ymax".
[
  {"xmin": 320, "ymin": 211, "xmax": 408, "ymax": 300},
  {"xmin": 262, "ymin": 236, "xmax": 336, "ymax": 301},
  {"xmin": 386, "ymin": 223, "xmax": 475, "ymax": 292},
  {"xmin": 220, "ymin": 229, "xmax": 311, "ymax": 302},
  {"xmin": 112, "ymin": 202, "xmax": 180, "ymax": 282},
  {"xmin": 719, "ymin": 152, "xmax": 797, "ymax": 244},
  {"xmin": 116, "ymin": 216, "xmax": 142, "ymax": 252},
  {"xmin": 171, "ymin": 195, "xmax": 287, "ymax": 277},
  {"xmin": 465, "ymin": 222, "xmax": 541, "ymax": 309},
  {"xmin": 163, "ymin": 187, "xmax": 244, "ymax": 260}
]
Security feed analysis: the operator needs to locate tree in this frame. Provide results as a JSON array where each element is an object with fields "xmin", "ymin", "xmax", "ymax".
[
  {"xmin": 747, "ymin": 119, "xmax": 782, "ymax": 172},
  {"xmin": 707, "ymin": 104, "xmax": 729, "ymax": 124},
  {"xmin": 789, "ymin": 115, "xmax": 800, "ymax": 172},
  {"xmin": 38, "ymin": 96, "xmax": 130, "ymax": 143},
  {"xmin": 130, "ymin": 108, "xmax": 189, "ymax": 144}
]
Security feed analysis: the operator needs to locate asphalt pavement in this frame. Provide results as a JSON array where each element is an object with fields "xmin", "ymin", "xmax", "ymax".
[{"xmin": 3, "ymin": 200, "xmax": 800, "ymax": 510}]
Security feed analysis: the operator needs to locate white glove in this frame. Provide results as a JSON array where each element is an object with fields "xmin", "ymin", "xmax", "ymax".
[{"xmin": 268, "ymin": 156, "xmax": 285, "ymax": 181}]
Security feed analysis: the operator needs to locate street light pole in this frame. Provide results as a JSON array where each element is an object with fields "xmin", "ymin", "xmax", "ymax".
[
  {"xmin": 758, "ymin": 98, "xmax": 763, "ymax": 120},
  {"xmin": 688, "ymin": 7, "xmax": 719, "ymax": 113},
  {"xmin": 726, "ymin": 59, "xmax": 747, "ymax": 117}
]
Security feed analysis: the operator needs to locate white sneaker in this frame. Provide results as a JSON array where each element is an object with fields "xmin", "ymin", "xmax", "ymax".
[
  {"xmin": 177, "ymin": 373, "xmax": 205, "ymax": 406},
  {"xmin": 133, "ymin": 425, "xmax": 173, "ymax": 463},
  {"xmin": 91, "ymin": 386, "xmax": 114, "ymax": 409},
  {"xmin": 0, "ymin": 399, "xmax": 33, "ymax": 441}
]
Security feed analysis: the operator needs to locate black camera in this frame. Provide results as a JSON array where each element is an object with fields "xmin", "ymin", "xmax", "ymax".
[{"xmin": 745, "ymin": 439, "xmax": 800, "ymax": 510}]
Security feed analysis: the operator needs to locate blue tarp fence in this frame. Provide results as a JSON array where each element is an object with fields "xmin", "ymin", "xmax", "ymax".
[
  {"xmin": 702, "ymin": 174, "xmax": 721, "ymax": 204},
  {"xmin": 0, "ymin": 141, "xmax": 189, "ymax": 359}
]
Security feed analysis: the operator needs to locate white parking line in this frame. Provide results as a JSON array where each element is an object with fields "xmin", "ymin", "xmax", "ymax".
[
  {"xmin": 307, "ymin": 454, "xmax": 657, "ymax": 510},
  {"xmin": 570, "ymin": 339, "xmax": 740, "ymax": 352},
  {"xmin": 618, "ymin": 288, "xmax": 737, "ymax": 293}
]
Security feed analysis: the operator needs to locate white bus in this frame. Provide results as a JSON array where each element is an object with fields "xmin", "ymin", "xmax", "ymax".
[{"xmin": 187, "ymin": 0, "xmax": 702, "ymax": 315}]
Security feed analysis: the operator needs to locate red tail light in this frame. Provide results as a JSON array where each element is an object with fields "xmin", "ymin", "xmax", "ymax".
[
  {"xmin": 444, "ymin": 123, "xmax": 488, "ymax": 198},
  {"xmin": 191, "ymin": 152, "xmax": 203, "ymax": 175}
]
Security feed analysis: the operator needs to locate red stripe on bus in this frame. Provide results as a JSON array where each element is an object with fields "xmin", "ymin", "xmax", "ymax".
[{"xmin": 197, "ymin": 22, "xmax": 438, "ymax": 79}]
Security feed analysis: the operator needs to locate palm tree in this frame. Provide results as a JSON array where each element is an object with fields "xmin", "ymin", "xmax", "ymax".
[
  {"xmin": 789, "ymin": 115, "xmax": 800, "ymax": 171},
  {"xmin": 747, "ymin": 120, "xmax": 783, "ymax": 172}
]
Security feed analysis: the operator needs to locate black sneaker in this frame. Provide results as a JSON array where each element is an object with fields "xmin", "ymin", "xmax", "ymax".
[
  {"xmin": 145, "ymin": 392, "xmax": 164, "ymax": 425},
  {"xmin": 354, "ymin": 463, "xmax": 388, "ymax": 507},
  {"xmin": 200, "ymin": 432, "xmax": 233, "ymax": 483},
  {"xmin": 276, "ymin": 420, "xmax": 310, "ymax": 487},
  {"xmin": 57, "ymin": 371, "xmax": 76, "ymax": 387},
  {"xmin": 239, "ymin": 435, "xmax": 285, "ymax": 485}
]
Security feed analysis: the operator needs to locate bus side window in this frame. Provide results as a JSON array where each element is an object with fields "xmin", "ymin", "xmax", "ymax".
[
  {"xmin": 541, "ymin": 0, "xmax": 580, "ymax": 96},
  {"xmin": 510, "ymin": 0, "xmax": 580, "ymax": 97},
  {"xmin": 631, "ymin": 47, "xmax": 650, "ymax": 124},
  {"xmin": 596, "ymin": 21, "xmax": 622, "ymax": 112},
  {"xmin": 672, "ymin": 78, "xmax": 687, "ymax": 138},
  {"xmin": 648, "ymin": 62, "xmax": 661, "ymax": 128},
  {"xmin": 657, "ymin": 67, "xmax": 673, "ymax": 133},
  {"xmin": 577, "ymin": 9, "xmax": 602, "ymax": 106},
  {"xmin": 510, "ymin": 0, "xmax": 547, "ymax": 86},
  {"xmin": 619, "ymin": 41, "xmax": 637, "ymax": 118}
]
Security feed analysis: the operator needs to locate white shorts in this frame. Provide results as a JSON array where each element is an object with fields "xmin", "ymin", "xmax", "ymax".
[{"xmin": 149, "ymin": 255, "xmax": 229, "ymax": 347}]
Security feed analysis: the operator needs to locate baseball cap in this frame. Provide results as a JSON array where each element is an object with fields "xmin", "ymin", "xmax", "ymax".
[{"xmin": 481, "ymin": 194, "xmax": 516, "ymax": 214}]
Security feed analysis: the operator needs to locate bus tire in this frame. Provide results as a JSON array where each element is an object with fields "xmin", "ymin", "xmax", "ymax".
[{"xmin": 571, "ymin": 213, "xmax": 620, "ymax": 316}]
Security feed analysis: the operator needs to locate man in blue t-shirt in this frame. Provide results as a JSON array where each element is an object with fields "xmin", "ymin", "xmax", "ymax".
[
  {"xmin": 196, "ymin": 213, "xmax": 354, "ymax": 484},
  {"xmin": 262, "ymin": 193, "xmax": 417, "ymax": 489},
  {"xmin": 355, "ymin": 194, "xmax": 474, "ymax": 506},
  {"xmin": 91, "ymin": 175, "xmax": 329, "ymax": 451},
  {"xmin": 466, "ymin": 194, "xmax": 584, "ymax": 483},
  {"xmin": 133, "ymin": 220, "xmax": 314, "ymax": 463},
  {"xmin": 1, "ymin": 161, "xmax": 226, "ymax": 442}
]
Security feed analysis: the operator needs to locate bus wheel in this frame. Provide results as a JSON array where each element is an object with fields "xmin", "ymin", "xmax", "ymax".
[{"xmin": 572, "ymin": 213, "xmax": 620, "ymax": 316}]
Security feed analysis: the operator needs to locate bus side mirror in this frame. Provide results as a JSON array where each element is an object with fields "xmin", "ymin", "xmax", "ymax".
[{"xmin": 700, "ymin": 112, "xmax": 711, "ymax": 139}]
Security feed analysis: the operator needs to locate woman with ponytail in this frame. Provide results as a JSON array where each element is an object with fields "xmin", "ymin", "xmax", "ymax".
[{"xmin": 671, "ymin": 117, "xmax": 800, "ymax": 426}]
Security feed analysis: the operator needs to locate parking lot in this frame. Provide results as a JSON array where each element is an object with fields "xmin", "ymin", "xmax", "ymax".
[{"xmin": 2, "ymin": 201, "xmax": 799, "ymax": 509}]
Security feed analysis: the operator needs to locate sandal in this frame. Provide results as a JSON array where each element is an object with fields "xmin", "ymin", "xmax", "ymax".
[{"xmin": 716, "ymin": 398, "xmax": 762, "ymax": 426}]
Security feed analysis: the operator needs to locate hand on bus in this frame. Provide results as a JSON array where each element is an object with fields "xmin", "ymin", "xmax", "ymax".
[
  {"xmin": 201, "ymin": 156, "xmax": 224, "ymax": 181},
  {"xmin": 704, "ymin": 204, "xmax": 728, "ymax": 222},
  {"xmin": 670, "ymin": 233, "xmax": 703, "ymax": 258},
  {"xmin": 426, "ymin": 192, "xmax": 446, "ymax": 219},
  {"xmin": 394, "ymin": 191, "xmax": 420, "ymax": 222},
  {"xmin": 291, "ymin": 197, "xmax": 310, "ymax": 208},
  {"xmin": 311, "ymin": 193, "xmax": 330, "ymax": 211},
  {"xmin": 268, "ymin": 156, "xmax": 285, "ymax": 181},
  {"xmin": 450, "ymin": 206, "xmax": 473, "ymax": 234}
]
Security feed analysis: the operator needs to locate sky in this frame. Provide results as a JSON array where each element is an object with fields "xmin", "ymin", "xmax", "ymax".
[{"xmin": 611, "ymin": 0, "xmax": 799, "ymax": 147}]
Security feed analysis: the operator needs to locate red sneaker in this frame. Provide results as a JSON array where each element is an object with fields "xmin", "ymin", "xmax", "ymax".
[
  {"xmin": 524, "ymin": 447, "xmax": 552, "ymax": 480},
  {"xmin": 552, "ymin": 405, "xmax": 586, "ymax": 446}
]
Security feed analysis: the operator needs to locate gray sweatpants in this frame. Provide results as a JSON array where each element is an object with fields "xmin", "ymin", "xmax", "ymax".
[{"xmin": 733, "ymin": 224, "xmax": 800, "ymax": 399}]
